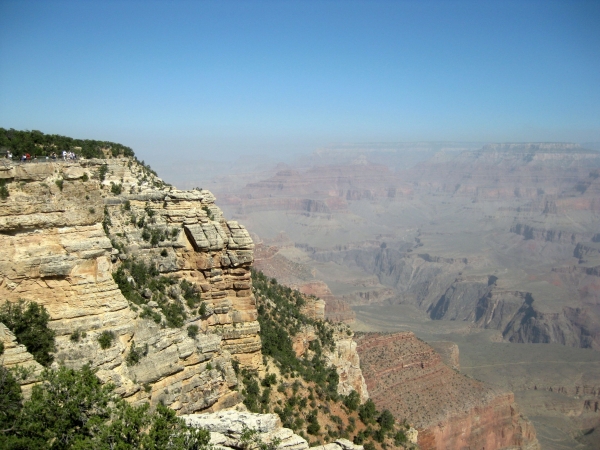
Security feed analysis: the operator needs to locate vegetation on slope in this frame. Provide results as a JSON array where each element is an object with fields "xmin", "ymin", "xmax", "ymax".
[
  {"xmin": 241, "ymin": 270, "xmax": 415, "ymax": 449},
  {"xmin": 0, "ymin": 300, "xmax": 56, "ymax": 367},
  {"xmin": 0, "ymin": 364, "xmax": 210, "ymax": 450},
  {"xmin": 112, "ymin": 259, "xmax": 203, "ymax": 328},
  {"xmin": 0, "ymin": 128, "xmax": 134, "ymax": 159}
]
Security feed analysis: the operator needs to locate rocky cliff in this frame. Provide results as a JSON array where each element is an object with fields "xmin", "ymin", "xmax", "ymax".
[
  {"xmin": 0, "ymin": 156, "xmax": 370, "ymax": 422},
  {"xmin": 356, "ymin": 332, "xmax": 539, "ymax": 450},
  {"xmin": 0, "ymin": 158, "xmax": 259, "ymax": 413}
]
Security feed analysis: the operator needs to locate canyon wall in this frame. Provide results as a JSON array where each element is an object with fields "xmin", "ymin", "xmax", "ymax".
[
  {"xmin": 356, "ymin": 332, "xmax": 539, "ymax": 450},
  {"xmin": 0, "ymin": 157, "xmax": 368, "ymax": 413}
]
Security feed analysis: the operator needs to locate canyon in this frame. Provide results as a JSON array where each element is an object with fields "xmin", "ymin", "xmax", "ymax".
[
  {"xmin": 2, "ymin": 139, "xmax": 597, "ymax": 449},
  {"xmin": 156, "ymin": 142, "xmax": 600, "ymax": 449}
]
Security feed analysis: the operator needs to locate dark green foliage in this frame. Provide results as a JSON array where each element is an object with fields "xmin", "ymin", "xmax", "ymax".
[
  {"xmin": 363, "ymin": 441, "xmax": 376, "ymax": 450},
  {"xmin": 123, "ymin": 200, "xmax": 131, "ymax": 210},
  {"xmin": 306, "ymin": 410, "xmax": 320, "ymax": 435},
  {"xmin": 241, "ymin": 371, "xmax": 261, "ymax": 412},
  {"xmin": 0, "ymin": 365, "xmax": 210, "ymax": 449},
  {"xmin": 0, "ymin": 181, "xmax": 9, "ymax": 200},
  {"xmin": 262, "ymin": 373, "xmax": 277, "ymax": 387},
  {"xmin": 97, "ymin": 330, "xmax": 115, "ymax": 349},
  {"xmin": 359, "ymin": 399, "xmax": 378, "ymax": 425},
  {"xmin": 343, "ymin": 390, "xmax": 361, "ymax": 411},
  {"xmin": 181, "ymin": 279, "xmax": 201, "ymax": 308},
  {"xmin": 0, "ymin": 341, "xmax": 4, "ymax": 355},
  {"xmin": 252, "ymin": 270, "xmax": 339, "ymax": 398},
  {"xmin": 0, "ymin": 128, "xmax": 134, "ymax": 159},
  {"xmin": 161, "ymin": 249, "xmax": 168, "ymax": 257},
  {"xmin": 0, "ymin": 366, "xmax": 22, "ymax": 430},
  {"xmin": 113, "ymin": 260, "xmax": 188, "ymax": 328},
  {"xmin": 81, "ymin": 173, "xmax": 89, "ymax": 182},
  {"xmin": 110, "ymin": 183, "xmax": 122, "ymax": 195},
  {"xmin": 201, "ymin": 206, "xmax": 214, "ymax": 220},
  {"xmin": 141, "ymin": 227, "xmax": 151, "ymax": 241},
  {"xmin": 0, "ymin": 300, "xmax": 56, "ymax": 366},
  {"xmin": 187, "ymin": 324, "xmax": 199, "ymax": 339},
  {"xmin": 198, "ymin": 301, "xmax": 207, "ymax": 316},
  {"xmin": 161, "ymin": 301, "xmax": 186, "ymax": 328},
  {"xmin": 126, "ymin": 341, "xmax": 149, "ymax": 366},
  {"xmin": 373, "ymin": 427, "xmax": 385, "ymax": 443},
  {"xmin": 377, "ymin": 409, "xmax": 395, "ymax": 432},
  {"xmin": 140, "ymin": 306, "xmax": 162, "ymax": 323},
  {"xmin": 70, "ymin": 329, "xmax": 85, "ymax": 342},
  {"xmin": 102, "ymin": 206, "xmax": 111, "ymax": 234},
  {"xmin": 394, "ymin": 430, "xmax": 407, "ymax": 445},
  {"xmin": 97, "ymin": 164, "xmax": 109, "ymax": 181},
  {"xmin": 55, "ymin": 179, "xmax": 64, "ymax": 191}
]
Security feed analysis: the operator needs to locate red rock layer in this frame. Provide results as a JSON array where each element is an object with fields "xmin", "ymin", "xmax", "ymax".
[{"xmin": 355, "ymin": 332, "xmax": 539, "ymax": 450}]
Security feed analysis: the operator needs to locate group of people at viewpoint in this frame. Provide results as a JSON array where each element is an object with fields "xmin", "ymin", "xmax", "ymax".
[{"xmin": 5, "ymin": 150, "xmax": 79, "ymax": 162}]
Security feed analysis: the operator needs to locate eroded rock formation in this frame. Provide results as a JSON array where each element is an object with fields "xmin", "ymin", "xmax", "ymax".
[{"xmin": 356, "ymin": 332, "xmax": 539, "ymax": 450}]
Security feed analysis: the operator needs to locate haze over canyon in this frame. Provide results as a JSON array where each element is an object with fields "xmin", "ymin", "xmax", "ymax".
[{"xmin": 155, "ymin": 142, "xmax": 600, "ymax": 449}]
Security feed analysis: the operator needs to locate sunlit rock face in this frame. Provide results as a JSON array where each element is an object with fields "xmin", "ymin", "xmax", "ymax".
[{"xmin": 0, "ymin": 158, "xmax": 259, "ymax": 413}]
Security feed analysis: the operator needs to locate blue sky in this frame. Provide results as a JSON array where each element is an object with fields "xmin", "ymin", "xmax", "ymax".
[{"xmin": 1, "ymin": 0, "xmax": 599, "ymax": 164}]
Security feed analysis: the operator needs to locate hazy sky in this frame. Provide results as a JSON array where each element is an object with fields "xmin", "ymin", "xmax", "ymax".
[{"xmin": 1, "ymin": 0, "xmax": 599, "ymax": 164}]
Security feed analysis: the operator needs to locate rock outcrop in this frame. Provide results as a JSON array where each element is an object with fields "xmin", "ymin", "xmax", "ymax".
[
  {"xmin": 0, "ymin": 157, "xmax": 369, "ymax": 419},
  {"xmin": 182, "ymin": 410, "xmax": 365, "ymax": 450},
  {"xmin": 0, "ymin": 158, "xmax": 258, "ymax": 413},
  {"xmin": 356, "ymin": 332, "xmax": 539, "ymax": 450}
]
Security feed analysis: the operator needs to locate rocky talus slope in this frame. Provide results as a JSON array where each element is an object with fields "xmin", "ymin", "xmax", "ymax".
[
  {"xmin": 356, "ymin": 332, "xmax": 539, "ymax": 450},
  {"xmin": 0, "ymin": 157, "xmax": 369, "ymax": 422}
]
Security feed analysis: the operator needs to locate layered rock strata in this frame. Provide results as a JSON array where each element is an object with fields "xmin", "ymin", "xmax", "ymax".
[
  {"xmin": 0, "ymin": 158, "xmax": 258, "ymax": 413},
  {"xmin": 0, "ymin": 157, "xmax": 369, "ymax": 417},
  {"xmin": 356, "ymin": 332, "xmax": 539, "ymax": 450}
]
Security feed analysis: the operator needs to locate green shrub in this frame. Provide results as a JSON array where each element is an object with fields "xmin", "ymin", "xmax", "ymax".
[
  {"xmin": 363, "ymin": 442, "xmax": 376, "ymax": 450},
  {"xmin": 110, "ymin": 182, "xmax": 122, "ymax": 195},
  {"xmin": 97, "ymin": 330, "xmax": 115, "ymax": 349},
  {"xmin": 161, "ymin": 248, "xmax": 168, "ymax": 257},
  {"xmin": 98, "ymin": 164, "xmax": 108, "ymax": 181},
  {"xmin": 160, "ymin": 301, "xmax": 186, "ymax": 328},
  {"xmin": 202, "ymin": 205, "xmax": 214, "ymax": 220},
  {"xmin": 140, "ymin": 306, "xmax": 162, "ymax": 323},
  {"xmin": 181, "ymin": 279, "xmax": 201, "ymax": 308},
  {"xmin": 81, "ymin": 172, "xmax": 89, "ymax": 182},
  {"xmin": 123, "ymin": 200, "xmax": 131, "ymax": 210},
  {"xmin": 55, "ymin": 179, "xmax": 64, "ymax": 191},
  {"xmin": 359, "ymin": 399, "xmax": 378, "ymax": 425},
  {"xmin": 0, "ymin": 181, "xmax": 9, "ymax": 200},
  {"xmin": 0, "ymin": 364, "xmax": 210, "ymax": 449},
  {"xmin": 262, "ymin": 373, "xmax": 277, "ymax": 387},
  {"xmin": 394, "ymin": 430, "xmax": 407, "ymax": 445},
  {"xmin": 70, "ymin": 329, "xmax": 85, "ymax": 342},
  {"xmin": 187, "ymin": 324, "xmax": 199, "ymax": 339},
  {"xmin": 343, "ymin": 390, "xmax": 361, "ymax": 411},
  {"xmin": 0, "ymin": 300, "xmax": 56, "ymax": 366},
  {"xmin": 198, "ymin": 301, "xmax": 207, "ymax": 316},
  {"xmin": 126, "ymin": 341, "xmax": 149, "ymax": 366},
  {"xmin": 378, "ymin": 409, "xmax": 395, "ymax": 432}
]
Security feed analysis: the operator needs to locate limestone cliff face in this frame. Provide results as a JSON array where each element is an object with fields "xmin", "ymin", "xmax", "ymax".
[
  {"xmin": 0, "ymin": 157, "xmax": 369, "ymax": 415},
  {"xmin": 356, "ymin": 332, "xmax": 539, "ymax": 450},
  {"xmin": 0, "ymin": 158, "xmax": 259, "ymax": 413}
]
